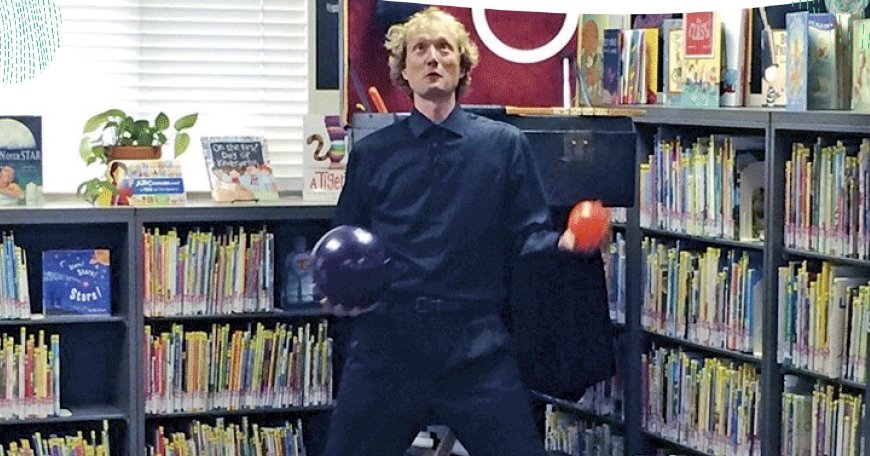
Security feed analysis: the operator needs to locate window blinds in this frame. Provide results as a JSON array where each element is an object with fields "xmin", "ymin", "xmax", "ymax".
[{"xmin": 0, "ymin": 0, "xmax": 307, "ymax": 193}]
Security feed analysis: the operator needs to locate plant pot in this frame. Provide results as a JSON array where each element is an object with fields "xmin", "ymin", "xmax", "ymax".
[{"xmin": 108, "ymin": 145, "xmax": 161, "ymax": 161}]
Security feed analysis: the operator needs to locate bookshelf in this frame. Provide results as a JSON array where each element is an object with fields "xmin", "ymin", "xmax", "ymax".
[
  {"xmin": 614, "ymin": 106, "xmax": 870, "ymax": 456},
  {"xmin": 134, "ymin": 201, "xmax": 336, "ymax": 455},
  {"xmin": 0, "ymin": 206, "xmax": 136, "ymax": 455},
  {"xmin": 0, "ymin": 197, "xmax": 338, "ymax": 456}
]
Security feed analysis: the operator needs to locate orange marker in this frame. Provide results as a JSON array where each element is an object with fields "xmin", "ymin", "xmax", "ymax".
[{"xmin": 368, "ymin": 87, "xmax": 388, "ymax": 113}]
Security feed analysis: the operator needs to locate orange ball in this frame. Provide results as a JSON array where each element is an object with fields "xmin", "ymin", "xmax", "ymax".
[{"xmin": 568, "ymin": 200, "xmax": 610, "ymax": 251}]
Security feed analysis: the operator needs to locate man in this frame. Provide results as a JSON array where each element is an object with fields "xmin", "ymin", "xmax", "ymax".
[{"xmin": 322, "ymin": 7, "xmax": 590, "ymax": 455}]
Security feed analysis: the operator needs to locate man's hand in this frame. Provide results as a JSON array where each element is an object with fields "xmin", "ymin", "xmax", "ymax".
[
  {"xmin": 558, "ymin": 229, "xmax": 606, "ymax": 255},
  {"xmin": 319, "ymin": 297, "xmax": 379, "ymax": 317}
]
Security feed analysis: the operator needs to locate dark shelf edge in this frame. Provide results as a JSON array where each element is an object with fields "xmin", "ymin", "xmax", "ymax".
[
  {"xmin": 144, "ymin": 307, "xmax": 329, "ymax": 321},
  {"xmin": 0, "ymin": 315, "xmax": 126, "ymax": 326},
  {"xmin": 782, "ymin": 248, "xmax": 870, "ymax": 269},
  {"xmin": 530, "ymin": 391, "xmax": 625, "ymax": 430},
  {"xmin": 781, "ymin": 365, "xmax": 866, "ymax": 391},
  {"xmin": 643, "ymin": 431, "xmax": 717, "ymax": 456},
  {"xmin": 645, "ymin": 331, "xmax": 762, "ymax": 365},
  {"xmin": 641, "ymin": 227, "xmax": 764, "ymax": 251},
  {"xmin": 0, "ymin": 406, "xmax": 126, "ymax": 426},
  {"xmin": 145, "ymin": 404, "xmax": 335, "ymax": 419}
]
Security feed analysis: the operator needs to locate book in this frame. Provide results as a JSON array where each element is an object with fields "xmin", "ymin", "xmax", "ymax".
[
  {"xmin": 681, "ymin": 12, "xmax": 722, "ymax": 108},
  {"xmin": 578, "ymin": 15, "xmax": 615, "ymax": 106},
  {"xmin": 201, "ymin": 136, "xmax": 279, "ymax": 202},
  {"xmin": 762, "ymin": 29, "xmax": 788, "ymax": 107},
  {"xmin": 0, "ymin": 116, "xmax": 42, "ymax": 206},
  {"xmin": 661, "ymin": 18, "xmax": 684, "ymax": 105},
  {"xmin": 109, "ymin": 159, "xmax": 187, "ymax": 206},
  {"xmin": 851, "ymin": 18, "xmax": 870, "ymax": 111},
  {"xmin": 720, "ymin": 9, "xmax": 752, "ymax": 107},
  {"xmin": 302, "ymin": 115, "xmax": 348, "ymax": 203},
  {"xmin": 42, "ymin": 249, "xmax": 111, "ymax": 316},
  {"xmin": 786, "ymin": 12, "xmax": 839, "ymax": 111},
  {"xmin": 602, "ymin": 29, "xmax": 623, "ymax": 105}
]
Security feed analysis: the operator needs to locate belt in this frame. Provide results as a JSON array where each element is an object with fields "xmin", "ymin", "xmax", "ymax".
[{"xmin": 381, "ymin": 294, "xmax": 494, "ymax": 315}]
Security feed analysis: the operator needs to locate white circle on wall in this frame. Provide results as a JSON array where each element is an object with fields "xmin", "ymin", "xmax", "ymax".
[{"xmin": 471, "ymin": 8, "xmax": 578, "ymax": 64}]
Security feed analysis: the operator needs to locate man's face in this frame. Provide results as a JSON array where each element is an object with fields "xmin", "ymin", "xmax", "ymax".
[{"xmin": 402, "ymin": 28, "xmax": 462, "ymax": 102}]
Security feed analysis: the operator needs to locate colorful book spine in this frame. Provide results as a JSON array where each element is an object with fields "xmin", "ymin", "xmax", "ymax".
[
  {"xmin": 642, "ymin": 347, "xmax": 760, "ymax": 455},
  {"xmin": 145, "ymin": 320, "xmax": 332, "ymax": 414},
  {"xmin": 0, "ymin": 232, "xmax": 30, "ymax": 320},
  {"xmin": 784, "ymin": 139, "xmax": 870, "ymax": 259},
  {"xmin": 147, "ymin": 416, "xmax": 305, "ymax": 456},
  {"xmin": 545, "ymin": 405, "xmax": 625, "ymax": 456},
  {"xmin": 0, "ymin": 328, "xmax": 60, "ymax": 420},
  {"xmin": 143, "ymin": 227, "xmax": 275, "ymax": 317},
  {"xmin": 641, "ymin": 238, "xmax": 763, "ymax": 355},
  {"xmin": 637, "ymin": 133, "xmax": 764, "ymax": 241}
]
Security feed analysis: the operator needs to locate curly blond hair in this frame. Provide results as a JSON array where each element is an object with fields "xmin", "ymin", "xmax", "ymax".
[{"xmin": 384, "ymin": 7, "xmax": 480, "ymax": 98}]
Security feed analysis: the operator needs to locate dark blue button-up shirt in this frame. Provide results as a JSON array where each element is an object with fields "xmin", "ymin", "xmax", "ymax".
[{"xmin": 334, "ymin": 106, "xmax": 561, "ymax": 304}]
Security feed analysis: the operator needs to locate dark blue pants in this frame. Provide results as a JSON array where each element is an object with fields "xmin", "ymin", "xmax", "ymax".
[{"xmin": 323, "ymin": 298, "xmax": 548, "ymax": 456}]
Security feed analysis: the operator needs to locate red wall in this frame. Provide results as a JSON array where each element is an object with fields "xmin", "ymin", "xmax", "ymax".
[{"xmin": 344, "ymin": 2, "xmax": 578, "ymax": 121}]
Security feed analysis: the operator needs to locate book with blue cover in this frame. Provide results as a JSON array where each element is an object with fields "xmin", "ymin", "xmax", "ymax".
[
  {"xmin": 0, "ymin": 116, "xmax": 42, "ymax": 206},
  {"xmin": 42, "ymin": 249, "xmax": 111, "ymax": 315}
]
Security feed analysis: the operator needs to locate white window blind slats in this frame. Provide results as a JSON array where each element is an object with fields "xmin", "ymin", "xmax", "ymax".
[{"xmin": 0, "ymin": 0, "xmax": 307, "ymax": 194}]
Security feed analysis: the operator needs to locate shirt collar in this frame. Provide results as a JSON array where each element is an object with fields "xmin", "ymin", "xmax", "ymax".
[{"xmin": 407, "ymin": 106, "xmax": 467, "ymax": 138}]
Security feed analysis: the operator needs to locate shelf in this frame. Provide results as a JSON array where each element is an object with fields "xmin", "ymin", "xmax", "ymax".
[
  {"xmin": 643, "ymin": 431, "xmax": 715, "ymax": 456},
  {"xmin": 144, "ymin": 305, "xmax": 328, "ymax": 322},
  {"xmin": 135, "ymin": 196, "xmax": 335, "ymax": 223},
  {"xmin": 530, "ymin": 390, "xmax": 624, "ymax": 429},
  {"xmin": 0, "ymin": 405, "xmax": 125, "ymax": 426},
  {"xmin": 611, "ymin": 222, "xmax": 627, "ymax": 231},
  {"xmin": 640, "ymin": 227, "xmax": 764, "ymax": 251},
  {"xmin": 770, "ymin": 110, "xmax": 870, "ymax": 133},
  {"xmin": 146, "ymin": 404, "xmax": 335, "ymax": 420},
  {"xmin": 782, "ymin": 248, "xmax": 870, "ymax": 269},
  {"xmin": 632, "ymin": 106, "xmax": 770, "ymax": 129},
  {"xmin": 645, "ymin": 331, "xmax": 762, "ymax": 365},
  {"xmin": 781, "ymin": 365, "xmax": 867, "ymax": 391},
  {"xmin": 0, "ymin": 315, "xmax": 126, "ymax": 326}
]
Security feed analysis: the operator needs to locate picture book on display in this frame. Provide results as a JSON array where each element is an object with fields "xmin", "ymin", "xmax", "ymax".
[
  {"xmin": 201, "ymin": 136, "xmax": 279, "ymax": 202},
  {"xmin": 303, "ymin": 115, "xmax": 347, "ymax": 203},
  {"xmin": 108, "ymin": 159, "xmax": 187, "ymax": 206},
  {"xmin": 0, "ymin": 116, "xmax": 42, "ymax": 206},
  {"xmin": 42, "ymin": 249, "xmax": 111, "ymax": 316}
]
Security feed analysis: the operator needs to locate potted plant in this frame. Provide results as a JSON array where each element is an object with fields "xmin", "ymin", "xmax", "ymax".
[{"xmin": 77, "ymin": 109, "xmax": 198, "ymax": 204}]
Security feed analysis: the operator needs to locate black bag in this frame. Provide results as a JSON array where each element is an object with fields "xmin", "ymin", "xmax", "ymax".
[{"xmin": 505, "ymin": 207, "xmax": 616, "ymax": 401}]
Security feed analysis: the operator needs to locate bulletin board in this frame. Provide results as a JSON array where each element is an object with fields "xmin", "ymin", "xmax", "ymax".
[{"xmin": 340, "ymin": 0, "xmax": 580, "ymax": 124}]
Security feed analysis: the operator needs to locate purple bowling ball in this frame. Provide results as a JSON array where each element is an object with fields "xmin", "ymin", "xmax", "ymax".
[{"xmin": 310, "ymin": 225, "xmax": 392, "ymax": 309}]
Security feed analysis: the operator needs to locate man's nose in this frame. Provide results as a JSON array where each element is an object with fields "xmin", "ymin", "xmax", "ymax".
[{"xmin": 424, "ymin": 46, "xmax": 439, "ymax": 63}]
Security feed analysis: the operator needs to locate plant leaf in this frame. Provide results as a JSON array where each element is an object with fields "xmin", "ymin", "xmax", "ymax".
[
  {"xmin": 91, "ymin": 145, "xmax": 108, "ymax": 163},
  {"xmin": 155, "ymin": 112, "xmax": 170, "ymax": 131},
  {"xmin": 83, "ymin": 109, "xmax": 125, "ymax": 133},
  {"xmin": 80, "ymin": 138, "xmax": 94, "ymax": 161},
  {"xmin": 137, "ymin": 130, "xmax": 153, "ymax": 145},
  {"xmin": 175, "ymin": 132, "xmax": 191, "ymax": 157},
  {"xmin": 99, "ymin": 180, "xmax": 119, "ymax": 194},
  {"xmin": 119, "ymin": 117, "xmax": 134, "ymax": 137},
  {"xmin": 174, "ymin": 113, "xmax": 198, "ymax": 131}
]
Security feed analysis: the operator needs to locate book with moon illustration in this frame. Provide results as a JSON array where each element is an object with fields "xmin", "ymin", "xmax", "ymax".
[{"xmin": 0, "ymin": 116, "xmax": 42, "ymax": 206}]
